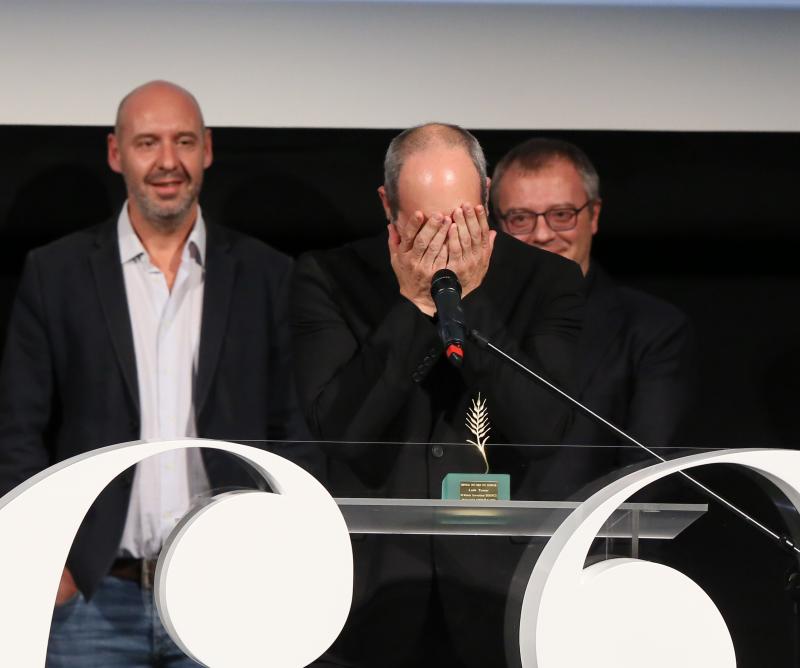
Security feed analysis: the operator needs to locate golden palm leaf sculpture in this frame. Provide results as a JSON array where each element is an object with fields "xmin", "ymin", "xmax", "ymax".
[{"xmin": 465, "ymin": 392, "xmax": 491, "ymax": 474}]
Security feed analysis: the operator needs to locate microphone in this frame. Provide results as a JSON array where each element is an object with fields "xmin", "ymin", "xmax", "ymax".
[{"xmin": 430, "ymin": 269, "xmax": 466, "ymax": 366}]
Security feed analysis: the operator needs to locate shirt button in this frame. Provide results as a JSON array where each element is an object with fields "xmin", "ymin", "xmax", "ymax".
[{"xmin": 431, "ymin": 445, "xmax": 444, "ymax": 458}]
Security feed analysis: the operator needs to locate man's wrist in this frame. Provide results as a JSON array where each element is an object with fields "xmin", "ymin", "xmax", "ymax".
[
  {"xmin": 398, "ymin": 288, "xmax": 435, "ymax": 316},
  {"xmin": 410, "ymin": 298, "xmax": 435, "ymax": 317}
]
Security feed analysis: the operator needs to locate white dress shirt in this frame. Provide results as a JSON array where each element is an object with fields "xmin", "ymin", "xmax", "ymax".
[{"xmin": 117, "ymin": 205, "xmax": 211, "ymax": 559}]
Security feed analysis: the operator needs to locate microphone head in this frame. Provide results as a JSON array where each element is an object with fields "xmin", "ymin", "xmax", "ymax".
[{"xmin": 430, "ymin": 268, "xmax": 461, "ymax": 298}]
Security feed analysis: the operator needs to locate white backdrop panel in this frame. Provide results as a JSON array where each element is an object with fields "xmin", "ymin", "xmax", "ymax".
[{"xmin": 0, "ymin": 1, "xmax": 798, "ymax": 130}]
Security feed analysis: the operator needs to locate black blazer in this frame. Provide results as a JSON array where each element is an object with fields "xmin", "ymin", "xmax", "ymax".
[
  {"xmin": 292, "ymin": 231, "xmax": 584, "ymax": 461},
  {"xmin": 568, "ymin": 263, "xmax": 696, "ymax": 447},
  {"xmin": 291, "ymin": 231, "xmax": 584, "ymax": 667},
  {"xmin": 524, "ymin": 263, "xmax": 697, "ymax": 505},
  {"xmin": 0, "ymin": 218, "xmax": 308, "ymax": 598}
]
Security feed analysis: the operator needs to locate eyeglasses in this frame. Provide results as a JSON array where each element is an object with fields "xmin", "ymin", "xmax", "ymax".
[{"xmin": 497, "ymin": 200, "xmax": 593, "ymax": 234}]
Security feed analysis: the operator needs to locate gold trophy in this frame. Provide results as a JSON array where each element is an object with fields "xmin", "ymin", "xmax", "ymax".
[{"xmin": 441, "ymin": 393, "xmax": 511, "ymax": 500}]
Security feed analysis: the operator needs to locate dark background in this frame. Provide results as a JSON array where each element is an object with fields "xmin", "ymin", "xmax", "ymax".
[
  {"xmin": 3, "ymin": 126, "xmax": 799, "ymax": 449},
  {"xmin": 2, "ymin": 125, "xmax": 800, "ymax": 665}
]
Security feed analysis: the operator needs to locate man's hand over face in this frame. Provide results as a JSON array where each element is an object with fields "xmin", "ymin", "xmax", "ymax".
[
  {"xmin": 446, "ymin": 203, "xmax": 496, "ymax": 297},
  {"xmin": 387, "ymin": 211, "xmax": 450, "ymax": 316}
]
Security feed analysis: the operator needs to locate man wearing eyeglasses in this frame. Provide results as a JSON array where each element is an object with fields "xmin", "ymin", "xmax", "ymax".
[{"xmin": 491, "ymin": 137, "xmax": 696, "ymax": 458}]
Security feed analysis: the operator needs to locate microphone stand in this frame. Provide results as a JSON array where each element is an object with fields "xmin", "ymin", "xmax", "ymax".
[{"xmin": 468, "ymin": 327, "xmax": 800, "ymax": 558}]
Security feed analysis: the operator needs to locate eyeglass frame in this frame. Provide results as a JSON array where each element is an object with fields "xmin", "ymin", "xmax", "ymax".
[{"xmin": 496, "ymin": 200, "xmax": 595, "ymax": 234}]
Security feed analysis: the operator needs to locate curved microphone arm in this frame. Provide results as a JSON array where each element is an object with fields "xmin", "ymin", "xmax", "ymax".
[{"xmin": 469, "ymin": 327, "xmax": 800, "ymax": 557}]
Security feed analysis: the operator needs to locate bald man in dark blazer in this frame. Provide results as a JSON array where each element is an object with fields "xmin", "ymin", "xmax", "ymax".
[
  {"xmin": 0, "ymin": 81, "xmax": 308, "ymax": 668},
  {"xmin": 292, "ymin": 124, "xmax": 584, "ymax": 668}
]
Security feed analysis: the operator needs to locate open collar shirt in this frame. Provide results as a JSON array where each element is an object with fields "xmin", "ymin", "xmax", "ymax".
[{"xmin": 116, "ymin": 204, "xmax": 211, "ymax": 559}]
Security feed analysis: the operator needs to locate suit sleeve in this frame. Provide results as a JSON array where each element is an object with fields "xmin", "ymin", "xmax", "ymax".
[
  {"xmin": 265, "ymin": 256, "xmax": 313, "ymax": 442},
  {"xmin": 458, "ymin": 255, "xmax": 584, "ymax": 445},
  {"xmin": 625, "ymin": 310, "xmax": 698, "ymax": 448},
  {"xmin": 0, "ymin": 251, "xmax": 55, "ymax": 496},
  {"xmin": 291, "ymin": 253, "xmax": 440, "ymax": 441}
]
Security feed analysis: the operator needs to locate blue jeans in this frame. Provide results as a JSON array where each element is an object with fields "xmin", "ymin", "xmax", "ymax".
[{"xmin": 47, "ymin": 575, "xmax": 201, "ymax": 667}]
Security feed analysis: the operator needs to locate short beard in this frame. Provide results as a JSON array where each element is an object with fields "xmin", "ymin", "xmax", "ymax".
[
  {"xmin": 127, "ymin": 171, "xmax": 201, "ymax": 232},
  {"xmin": 133, "ymin": 191, "xmax": 195, "ymax": 233}
]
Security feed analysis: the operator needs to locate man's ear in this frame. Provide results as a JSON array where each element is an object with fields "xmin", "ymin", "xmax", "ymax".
[
  {"xmin": 107, "ymin": 133, "xmax": 122, "ymax": 174},
  {"xmin": 590, "ymin": 198, "xmax": 602, "ymax": 236},
  {"xmin": 203, "ymin": 128, "xmax": 213, "ymax": 169},
  {"xmin": 484, "ymin": 176, "xmax": 491, "ymax": 207},
  {"xmin": 377, "ymin": 185, "xmax": 392, "ymax": 222}
]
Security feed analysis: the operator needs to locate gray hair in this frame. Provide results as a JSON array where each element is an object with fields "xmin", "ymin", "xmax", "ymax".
[
  {"xmin": 490, "ymin": 137, "xmax": 600, "ymax": 214},
  {"xmin": 383, "ymin": 123, "xmax": 488, "ymax": 219}
]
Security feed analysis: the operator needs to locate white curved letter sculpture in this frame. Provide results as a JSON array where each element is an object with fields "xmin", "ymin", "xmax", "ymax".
[
  {"xmin": 2, "ymin": 443, "xmax": 799, "ymax": 666},
  {"xmin": 521, "ymin": 448, "xmax": 800, "ymax": 668},
  {"xmin": 0, "ymin": 439, "xmax": 353, "ymax": 667}
]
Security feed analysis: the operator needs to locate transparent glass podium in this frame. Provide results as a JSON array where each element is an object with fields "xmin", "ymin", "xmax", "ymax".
[
  {"xmin": 227, "ymin": 440, "xmax": 799, "ymax": 667},
  {"xmin": 260, "ymin": 439, "xmax": 707, "ymax": 548},
  {"xmin": 234, "ymin": 440, "xmax": 760, "ymax": 666},
  {"xmin": 335, "ymin": 498, "xmax": 706, "ymax": 558},
  {"xmin": 14, "ymin": 437, "xmax": 792, "ymax": 668}
]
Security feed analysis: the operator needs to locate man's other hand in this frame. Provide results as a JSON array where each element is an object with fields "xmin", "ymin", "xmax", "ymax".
[
  {"xmin": 55, "ymin": 567, "xmax": 78, "ymax": 606},
  {"xmin": 446, "ymin": 203, "xmax": 495, "ymax": 298}
]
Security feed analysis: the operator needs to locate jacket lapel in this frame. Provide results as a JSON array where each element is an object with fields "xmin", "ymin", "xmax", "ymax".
[
  {"xmin": 90, "ymin": 221, "xmax": 140, "ymax": 412},
  {"xmin": 195, "ymin": 223, "xmax": 236, "ymax": 417},
  {"xmin": 576, "ymin": 264, "xmax": 625, "ymax": 394}
]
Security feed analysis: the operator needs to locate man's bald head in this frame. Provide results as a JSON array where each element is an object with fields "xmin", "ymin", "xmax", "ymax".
[
  {"xmin": 383, "ymin": 123, "xmax": 487, "ymax": 219},
  {"xmin": 114, "ymin": 80, "xmax": 205, "ymax": 138}
]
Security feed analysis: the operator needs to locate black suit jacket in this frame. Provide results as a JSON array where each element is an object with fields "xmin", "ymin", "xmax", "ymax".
[
  {"xmin": 534, "ymin": 263, "xmax": 697, "ymax": 503},
  {"xmin": 291, "ymin": 231, "xmax": 583, "ymax": 667},
  {"xmin": 292, "ymin": 231, "xmax": 583, "ymax": 458},
  {"xmin": 568, "ymin": 263, "xmax": 696, "ymax": 447},
  {"xmin": 0, "ymin": 218, "xmax": 307, "ymax": 598}
]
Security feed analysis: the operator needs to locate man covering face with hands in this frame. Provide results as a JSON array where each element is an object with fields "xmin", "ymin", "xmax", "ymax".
[
  {"xmin": 380, "ymin": 135, "xmax": 495, "ymax": 315},
  {"xmin": 293, "ymin": 123, "xmax": 583, "ymax": 447},
  {"xmin": 290, "ymin": 123, "xmax": 584, "ymax": 667}
]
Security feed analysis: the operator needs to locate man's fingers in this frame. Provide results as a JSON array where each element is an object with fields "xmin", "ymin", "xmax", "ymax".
[
  {"xmin": 453, "ymin": 206, "xmax": 472, "ymax": 254},
  {"xmin": 387, "ymin": 224, "xmax": 402, "ymax": 266},
  {"xmin": 446, "ymin": 223, "xmax": 463, "ymax": 266},
  {"xmin": 400, "ymin": 211, "xmax": 425, "ymax": 251},
  {"xmin": 462, "ymin": 203, "xmax": 482, "ymax": 249},
  {"xmin": 433, "ymin": 238, "xmax": 449, "ymax": 272},
  {"xmin": 412, "ymin": 213, "xmax": 444, "ymax": 259},
  {"xmin": 421, "ymin": 217, "xmax": 451, "ymax": 268},
  {"xmin": 476, "ymin": 204, "xmax": 491, "ymax": 247}
]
